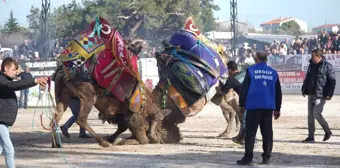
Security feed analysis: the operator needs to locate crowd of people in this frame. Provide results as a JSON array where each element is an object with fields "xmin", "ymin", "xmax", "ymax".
[
  {"xmin": 268, "ymin": 31, "xmax": 340, "ymax": 55},
  {"xmin": 238, "ymin": 30, "xmax": 340, "ymax": 58},
  {"xmin": 0, "ymin": 37, "xmax": 69, "ymax": 62}
]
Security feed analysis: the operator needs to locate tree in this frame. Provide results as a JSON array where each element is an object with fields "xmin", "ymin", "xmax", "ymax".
[
  {"xmin": 3, "ymin": 10, "xmax": 20, "ymax": 34},
  {"xmin": 280, "ymin": 21, "xmax": 301, "ymax": 35},
  {"xmin": 154, "ymin": 0, "xmax": 203, "ymax": 41},
  {"xmin": 26, "ymin": 6, "xmax": 41, "ymax": 38},
  {"xmin": 82, "ymin": 0, "xmax": 169, "ymax": 38},
  {"xmin": 200, "ymin": 0, "xmax": 220, "ymax": 32},
  {"xmin": 41, "ymin": 0, "xmax": 219, "ymax": 41},
  {"xmin": 50, "ymin": 0, "xmax": 86, "ymax": 37}
]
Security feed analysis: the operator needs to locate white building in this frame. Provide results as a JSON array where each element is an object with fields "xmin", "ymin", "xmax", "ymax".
[
  {"xmin": 260, "ymin": 17, "xmax": 308, "ymax": 32},
  {"xmin": 312, "ymin": 24, "xmax": 340, "ymax": 33},
  {"xmin": 204, "ymin": 31, "xmax": 233, "ymax": 40}
]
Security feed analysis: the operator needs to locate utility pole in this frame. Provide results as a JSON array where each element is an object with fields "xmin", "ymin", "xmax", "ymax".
[
  {"xmin": 41, "ymin": 0, "xmax": 51, "ymax": 60},
  {"xmin": 230, "ymin": 0, "xmax": 238, "ymax": 60}
]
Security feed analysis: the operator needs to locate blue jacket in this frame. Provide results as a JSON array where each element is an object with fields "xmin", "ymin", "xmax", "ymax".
[{"xmin": 239, "ymin": 62, "xmax": 282, "ymax": 111}]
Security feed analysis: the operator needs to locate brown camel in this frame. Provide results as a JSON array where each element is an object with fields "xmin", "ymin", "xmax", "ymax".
[
  {"xmin": 149, "ymin": 84, "xmax": 241, "ymax": 144},
  {"xmin": 148, "ymin": 50, "xmax": 241, "ymax": 143},
  {"xmin": 51, "ymin": 69, "xmax": 171, "ymax": 148}
]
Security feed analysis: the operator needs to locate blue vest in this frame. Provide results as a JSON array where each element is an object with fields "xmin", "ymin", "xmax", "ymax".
[{"xmin": 245, "ymin": 63, "xmax": 278, "ymax": 110}]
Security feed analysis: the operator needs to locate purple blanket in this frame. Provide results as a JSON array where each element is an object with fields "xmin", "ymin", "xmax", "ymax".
[{"xmin": 169, "ymin": 30, "xmax": 227, "ymax": 87}]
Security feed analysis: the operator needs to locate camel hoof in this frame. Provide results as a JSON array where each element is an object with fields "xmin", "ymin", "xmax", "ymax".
[
  {"xmin": 51, "ymin": 143, "xmax": 61, "ymax": 148},
  {"xmin": 99, "ymin": 140, "xmax": 111, "ymax": 148},
  {"xmin": 148, "ymin": 134, "xmax": 161, "ymax": 144},
  {"xmin": 218, "ymin": 133, "xmax": 231, "ymax": 138},
  {"xmin": 138, "ymin": 138, "xmax": 149, "ymax": 145}
]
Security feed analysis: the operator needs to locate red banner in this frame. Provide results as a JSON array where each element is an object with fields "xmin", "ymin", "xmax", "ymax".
[
  {"xmin": 278, "ymin": 71, "xmax": 305, "ymax": 83},
  {"xmin": 277, "ymin": 71, "xmax": 305, "ymax": 89}
]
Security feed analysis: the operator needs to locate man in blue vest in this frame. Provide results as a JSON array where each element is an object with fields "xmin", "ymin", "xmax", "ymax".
[{"xmin": 237, "ymin": 51, "xmax": 282, "ymax": 165}]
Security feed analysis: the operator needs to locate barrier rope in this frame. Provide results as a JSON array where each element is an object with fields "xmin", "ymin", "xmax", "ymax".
[{"xmin": 31, "ymin": 78, "xmax": 74, "ymax": 168}]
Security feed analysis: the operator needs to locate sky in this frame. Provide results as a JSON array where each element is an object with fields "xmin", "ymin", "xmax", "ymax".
[{"xmin": 0, "ymin": 0, "xmax": 339, "ymax": 30}]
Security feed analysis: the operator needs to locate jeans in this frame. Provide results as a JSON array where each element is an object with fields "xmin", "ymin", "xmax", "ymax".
[
  {"xmin": 307, "ymin": 95, "xmax": 331, "ymax": 138},
  {"xmin": 19, "ymin": 89, "xmax": 29, "ymax": 108},
  {"xmin": 0, "ymin": 124, "xmax": 15, "ymax": 168},
  {"xmin": 244, "ymin": 109, "xmax": 273, "ymax": 160},
  {"xmin": 62, "ymin": 98, "xmax": 87, "ymax": 135},
  {"xmin": 241, "ymin": 110, "xmax": 247, "ymax": 135}
]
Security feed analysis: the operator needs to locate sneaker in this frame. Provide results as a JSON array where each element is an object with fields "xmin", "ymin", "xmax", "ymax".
[
  {"xmin": 236, "ymin": 158, "xmax": 253, "ymax": 166},
  {"xmin": 79, "ymin": 134, "xmax": 92, "ymax": 139},
  {"xmin": 60, "ymin": 126, "xmax": 70, "ymax": 138},
  {"xmin": 261, "ymin": 157, "xmax": 271, "ymax": 164},
  {"xmin": 323, "ymin": 132, "xmax": 332, "ymax": 141},
  {"xmin": 301, "ymin": 137, "xmax": 314, "ymax": 143}
]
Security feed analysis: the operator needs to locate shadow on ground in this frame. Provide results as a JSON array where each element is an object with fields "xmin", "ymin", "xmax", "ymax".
[{"xmin": 14, "ymin": 147, "xmax": 340, "ymax": 168}]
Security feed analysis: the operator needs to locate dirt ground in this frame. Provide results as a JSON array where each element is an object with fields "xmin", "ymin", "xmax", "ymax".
[{"xmin": 1, "ymin": 95, "xmax": 340, "ymax": 168}]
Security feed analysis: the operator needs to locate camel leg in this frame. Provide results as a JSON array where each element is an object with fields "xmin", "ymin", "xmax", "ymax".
[
  {"xmin": 118, "ymin": 113, "xmax": 149, "ymax": 145},
  {"xmin": 148, "ymin": 109, "xmax": 171, "ymax": 144},
  {"xmin": 148, "ymin": 120, "xmax": 159, "ymax": 143},
  {"xmin": 107, "ymin": 115, "xmax": 129, "ymax": 143},
  {"xmin": 212, "ymin": 94, "xmax": 236, "ymax": 138},
  {"xmin": 130, "ymin": 113, "xmax": 149, "ymax": 144},
  {"xmin": 76, "ymin": 98, "xmax": 111, "ymax": 147},
  {"xmin": 51, "ymin": 100, "xmax": 68, "ymax": 148},
  {"xmin": 219, "ymin": 106, "xmax": 236, "ymax": 138},
  {"xmin": 228, "ymin": 98, "xmax": 241, "ymax": 132},
  {"xmin": 219, "ymin": 108, "xmax": 231, "ymax": 137}
]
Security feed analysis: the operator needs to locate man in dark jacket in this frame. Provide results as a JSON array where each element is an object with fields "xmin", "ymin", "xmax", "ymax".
[
  {"xmin": 237, "ymin": 51, "xmax": 282, "ymax": 165},
  {"xmin": 220, "ymin": 61, "xmax": 246, "ymax": 144},
  {"xmin": 221, "ymin": 61, "xmax": 244, "ymax": 95},
  {"xmin": 0, "ymin": 57, "xmax": 47, "ymax": 168},
  {"xmin": 301, "ymin": 49, "xmax": 336, "ymax": 143}
]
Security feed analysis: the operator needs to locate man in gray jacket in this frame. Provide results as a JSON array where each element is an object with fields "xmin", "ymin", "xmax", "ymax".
[{"xmin": 301, "ymin": 49, "xmax": 336, "ymax": 143}]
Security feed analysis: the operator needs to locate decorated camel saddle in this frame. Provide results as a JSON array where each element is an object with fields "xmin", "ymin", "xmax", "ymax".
[
  {"xmin": 156, "ymin": 17, "xmax": 227, "ymax": 111},
  {"xmin": 57, "ymin": 16, "xmax": 145, "ymax": 113}
]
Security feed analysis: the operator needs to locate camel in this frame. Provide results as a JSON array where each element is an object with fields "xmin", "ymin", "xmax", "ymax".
[
  {"xmin": 51, "ymin": 63, "xmax": 171, "ymax": 148},
  {"xmin": 50, "ymin": 15, "xmax": 242, "ymax": 147},
  {"xmin": 144, "ymin": 17, "xmax": 243, "ymax": 144},
  {"xmin": 50, "ymin": 16, "xmax": 172, "ymax": 148}
]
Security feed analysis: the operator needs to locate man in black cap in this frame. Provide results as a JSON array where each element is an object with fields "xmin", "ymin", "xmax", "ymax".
[{"xmin": 237, "ymin": 51, "xmax": 282, "ymax": 165}]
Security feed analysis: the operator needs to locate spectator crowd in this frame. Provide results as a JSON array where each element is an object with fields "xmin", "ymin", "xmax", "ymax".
[{"xmin": 239, "ymin": 30, "xmax": 340, "ymax": 58}]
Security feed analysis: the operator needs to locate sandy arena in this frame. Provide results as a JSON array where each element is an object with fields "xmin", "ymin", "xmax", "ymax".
[{"xmin": 2, "ymin": 95, "xmax": 340, "ymax": 168}]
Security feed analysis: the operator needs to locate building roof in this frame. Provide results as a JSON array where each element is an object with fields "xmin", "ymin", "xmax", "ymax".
[
  {"xmin": 242, "ymin": 33, "xmax": 295, "ymax": 43},
  {"xmin": 312, "ymin": 24, "xmax": 340, "ymax": 29},
  {"xmin": 260, "ymin": 17, "xmax": 293, "ymax": 26}
]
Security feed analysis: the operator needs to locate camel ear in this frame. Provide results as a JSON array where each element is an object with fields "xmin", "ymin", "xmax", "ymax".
[{"xmin": 161, "ymin": 109, "xmax": 172, "ymax": 117}]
